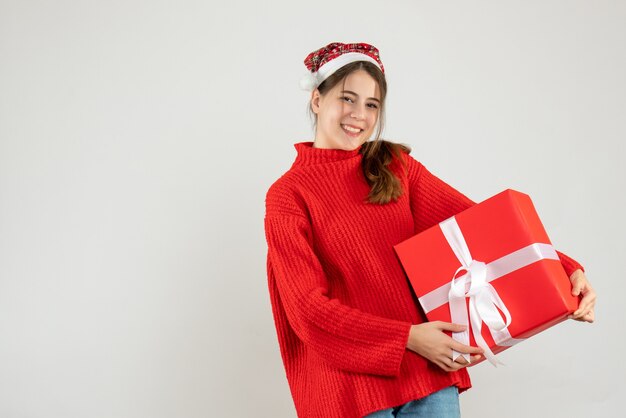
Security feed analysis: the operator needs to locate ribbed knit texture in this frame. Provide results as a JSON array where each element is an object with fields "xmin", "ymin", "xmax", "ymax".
[{"xmin": 264, "ymin": 141, "xmax": 583, "ymax": 418}]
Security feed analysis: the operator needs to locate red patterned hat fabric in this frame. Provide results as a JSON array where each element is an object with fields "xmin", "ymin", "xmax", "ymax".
[
  {"xmin": 304, "ymin": 42, "xmax": 385, "ymax": 73},
  {"xmin": 299, "ymin": 42, "xmax": 384, "ymax": 91}
]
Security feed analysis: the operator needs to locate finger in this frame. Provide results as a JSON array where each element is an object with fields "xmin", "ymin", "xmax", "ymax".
[
  {"xmin": 447, "ymin": 357, "xmax": 466, "ymax": 371},
  {"xmin": 569, "ymin": 308, "xmax": 595, "ymax": 321},
  {"xmin": 453, "ymin": 356, "xmax": 474, "ymax": 371},
  {"xmin": 437, "ymin": 322, "xmax": 468, "ymax": 333},
  {"xmin": 437, "ymin": 359, "xmax": 454, "ymax": 373},
  {"xmin": 451, "ymin": 341, "xmax": 484, "ymax": 355},
  {"xmin": 571, "ymin": 277, "xmax": 585, "ymax": 297},
  {"xmin": 442, "ymin": 364, "xmax": 454, "ymax": 372},
  {"xmin": 573, "ymin": 293, "xmax": 597, "ymax": 316},
  {"xmin": 452, "ymin": 353, "xmax": 470, "ymax": 366},
  {"xmin": 470, "ymin": 354, "xmax": 483, "ymax": 364},
  {"xmin": 570, "ymin": 314, "xmax": 593, "ymax": 323},
  {"xmin": 578, "ymin": 284, "xmax": 596, "ymax": 300},
  {"xmin": 570, "ymin": 270, "xmax": 590, "ymax": 294},
  {"xmin": 572, "ymin": 285, "xmax": 596, "ymax": 310},
  {"xmin": 466, "ymin": 355, "xmax": 483, "ymax": 367}
]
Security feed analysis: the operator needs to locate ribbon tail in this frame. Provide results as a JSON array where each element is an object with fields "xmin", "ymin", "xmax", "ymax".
[
  {"xmin": 452, "ymin": 337, "xmax": 471, "ymax": 364},
  {"xmin": 469, "ymin": 297, "xmax": 502, "ymax": 367},
  {"xmin": 449, "ymin": 293, "xmax": 470, "ymax": 363},
  {"xmin": 482, "ymin": 346, "xmax": 501, "ymax": 367}
]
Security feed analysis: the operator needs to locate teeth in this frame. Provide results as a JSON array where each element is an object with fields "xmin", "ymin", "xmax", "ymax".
[{"xmin": 342, "ymin": 124, "xmax": 361, "ymax": 133}]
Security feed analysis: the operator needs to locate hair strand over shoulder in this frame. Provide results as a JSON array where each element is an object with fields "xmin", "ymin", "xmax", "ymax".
[{"xmin": 360, "ymin": 140, "xmax": 411, "ymax": 205}]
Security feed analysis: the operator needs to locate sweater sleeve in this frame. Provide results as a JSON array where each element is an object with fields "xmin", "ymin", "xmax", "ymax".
[
  {"xmin": 264, "ymin": 189, "xmax": 412, "ymax": 377},
  {"xmin": 404, "ymin": 152, "xmax": 584, "ymax": 277}
]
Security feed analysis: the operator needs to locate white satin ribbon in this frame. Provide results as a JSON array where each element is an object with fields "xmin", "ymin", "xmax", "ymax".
[{"xmin": 419, "ymin": 217, "xmax": 559, "ymax": 366}]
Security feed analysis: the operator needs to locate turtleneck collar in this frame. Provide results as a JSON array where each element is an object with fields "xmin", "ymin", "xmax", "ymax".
[{"xmin": 293, "ymin": 141, "xmax": 363, "ymax": 166}]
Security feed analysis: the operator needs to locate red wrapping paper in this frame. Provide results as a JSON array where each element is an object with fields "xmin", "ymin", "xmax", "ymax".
[{"xmin": 394, "ymin": 189, "xmax": 579, "ymax": 360}]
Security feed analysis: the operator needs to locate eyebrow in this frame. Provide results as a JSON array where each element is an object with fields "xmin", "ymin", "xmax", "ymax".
[{"xmin": 341, "ymin": 90, "xmax": 381, "ymax": 103}]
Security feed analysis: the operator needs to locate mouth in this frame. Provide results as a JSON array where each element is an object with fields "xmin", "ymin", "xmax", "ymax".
[{"xmin": 341, "ymin": 124, "xmax": 363, "ymax": 137}]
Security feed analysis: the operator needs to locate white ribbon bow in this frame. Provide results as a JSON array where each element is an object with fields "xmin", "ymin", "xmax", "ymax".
[
  {"xmin": 441, "ymin": 217, "xmax": 514, "ymax": 366},
  {"xmin": 417, "ymin": 216, "xmax": 560, "ymax": 367}
]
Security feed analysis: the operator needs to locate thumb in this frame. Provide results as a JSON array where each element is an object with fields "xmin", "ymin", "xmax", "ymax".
[
  {"xmin": 571, "ymin": 280, "xmax": 584, "ymax": 297},
  {"xmin": 570, "ymin": 271, "xmax": 585, "ymax": 297}
]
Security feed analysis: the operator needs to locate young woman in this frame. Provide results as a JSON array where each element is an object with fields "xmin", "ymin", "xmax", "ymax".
[{"xmin": 263, "ymin": 42, "xmax": 596, "ymax": 418}]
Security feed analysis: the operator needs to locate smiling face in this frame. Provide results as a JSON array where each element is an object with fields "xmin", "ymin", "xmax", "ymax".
[{"xmin": 311, "ymin": 69, "xmax": 381, "ymax": 151}]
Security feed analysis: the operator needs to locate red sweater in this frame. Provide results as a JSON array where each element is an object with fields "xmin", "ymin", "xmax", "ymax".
[{"xmin": 264, "ymin": 141, "xmax": 582, "ymax": 418}]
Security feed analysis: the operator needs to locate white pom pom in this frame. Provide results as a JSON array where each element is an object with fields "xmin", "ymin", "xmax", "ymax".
[{"xmin": 299, "ymin": 72, "xmax": 319, "ymax": 91}]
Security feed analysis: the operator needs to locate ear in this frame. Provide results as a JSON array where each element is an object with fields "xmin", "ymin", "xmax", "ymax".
[{"xmin": 310, "ymin": 89, "xmax": 321, "ymax": 114}]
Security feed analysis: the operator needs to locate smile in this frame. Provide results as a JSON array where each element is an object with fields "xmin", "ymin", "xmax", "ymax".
[{"xmin": 341, "ymin": 124, "xmax": 363, "ymax": 135}]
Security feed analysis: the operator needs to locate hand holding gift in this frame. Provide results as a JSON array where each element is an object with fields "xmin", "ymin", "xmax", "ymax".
[
  {"xmin": 568, "ymin": 269, "xmax": 596, "ymax": 323},
  {"xmin": 406, "ymin": 321, "xmax": 484, "ymax": 372}
]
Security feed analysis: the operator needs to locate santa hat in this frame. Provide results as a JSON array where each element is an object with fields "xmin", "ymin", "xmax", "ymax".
[{"xmin": 299, "ymin": 42, "xmax": 385, "ymax": 91}]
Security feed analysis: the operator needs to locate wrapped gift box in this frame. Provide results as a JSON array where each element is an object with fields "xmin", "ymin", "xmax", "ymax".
[{"xmin": 394, "ymin": 189, "xmax": 578, "ymax": 365}]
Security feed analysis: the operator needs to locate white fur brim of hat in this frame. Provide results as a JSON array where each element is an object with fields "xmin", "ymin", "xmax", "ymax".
[{"xmin": 299, "ymin": 52, "xmax": 383, "ymax": 91}]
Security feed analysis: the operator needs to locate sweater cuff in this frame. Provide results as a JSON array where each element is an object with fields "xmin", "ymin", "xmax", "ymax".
[
  {"xmin": 385, "ymin": 321, "xmax": 413, "ymax": 377},
  {"xmin": 556, "ymin": 250, "xmax": 585, "ymax": 278}
]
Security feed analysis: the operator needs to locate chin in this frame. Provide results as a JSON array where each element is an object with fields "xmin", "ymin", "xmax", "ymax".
[{"xmin": 337, "ymin": 137, "xmax": 366, "ymax": 151}]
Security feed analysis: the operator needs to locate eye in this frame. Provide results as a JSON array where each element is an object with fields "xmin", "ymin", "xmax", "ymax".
[
  {"xmin": 367, "ymin": 103, "xmax": 379, "ymax": 109},
  {"xmin": 341, "ymin": 96, "xmax": 354, "ymax": 103}
]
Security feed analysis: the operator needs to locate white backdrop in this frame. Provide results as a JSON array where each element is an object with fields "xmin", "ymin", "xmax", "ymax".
[{"xmin": 1, "ymin": 1, "xmax": 624, "ymax": 417}]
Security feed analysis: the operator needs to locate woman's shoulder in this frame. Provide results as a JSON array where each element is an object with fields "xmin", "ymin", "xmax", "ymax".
[
  {"xmin": 265, "ymin": 164, "xmax": 307, "ymax": 198},
  {"xmin": 265, "ymin": 169, "xmax": 310, "ymax": 219}
]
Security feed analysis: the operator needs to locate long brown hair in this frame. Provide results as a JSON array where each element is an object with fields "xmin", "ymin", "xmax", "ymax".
[{"xmin": 310, "ymin": 61, "xmax": 411, "ymax": 204}]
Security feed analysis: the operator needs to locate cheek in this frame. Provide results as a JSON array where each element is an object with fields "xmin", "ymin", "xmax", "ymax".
[
  {"xmin": 367, "ymin": 112, "xmax": 379, "ymax": 126},
  {"xmin": 323, "ymin": 113, "xmax": 339, "ymax": 126},
  {"xmin": 329, "ymin": 110, "xmax": 344, "ymax": 126}
]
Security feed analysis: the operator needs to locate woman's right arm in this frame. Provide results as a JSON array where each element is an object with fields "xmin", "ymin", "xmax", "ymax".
[
  {"xmin": 264, "ymin": 183, "xmax": 413, "ymax": 377},
  {"xmin": 267, "ymin": 210, "xmax": 483, "ymax": 373}
]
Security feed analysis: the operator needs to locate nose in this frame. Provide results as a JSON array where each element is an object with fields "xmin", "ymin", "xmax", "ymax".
[{"xmin": 350, "ymin": 107, "xmax": 365, "ymax": 120}]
